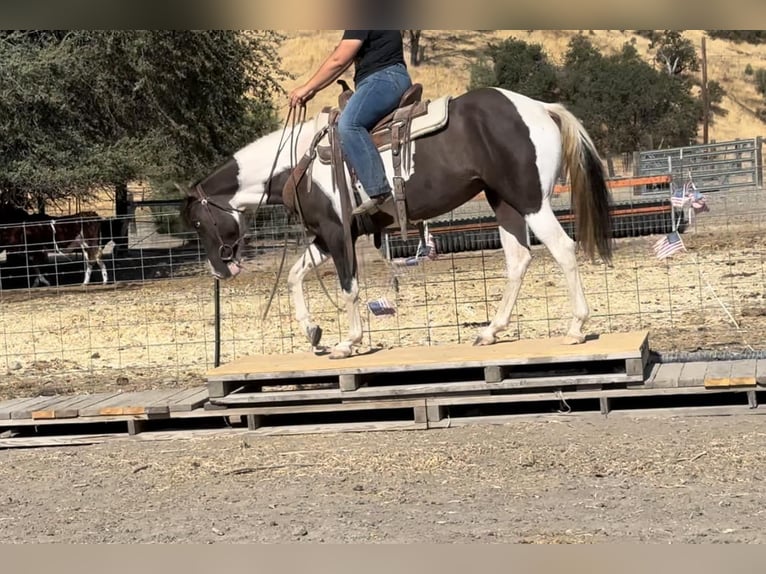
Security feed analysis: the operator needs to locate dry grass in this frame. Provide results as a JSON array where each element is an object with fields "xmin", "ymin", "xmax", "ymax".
[{"xmin": 278, "ymin": 29, "xmax": 766, "ymax": 144}]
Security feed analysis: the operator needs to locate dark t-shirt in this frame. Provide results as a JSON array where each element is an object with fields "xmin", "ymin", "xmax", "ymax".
[{"xmin": 342, "ymin": 30, "xmax": 406, "ymax": 84}]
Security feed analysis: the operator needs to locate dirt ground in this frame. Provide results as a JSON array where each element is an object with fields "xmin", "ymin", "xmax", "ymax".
[{"xmin": 0, "ymin": 414, "xmax": 764, "ymax": 543}]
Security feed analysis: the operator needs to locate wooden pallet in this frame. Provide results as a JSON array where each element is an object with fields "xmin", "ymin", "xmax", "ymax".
[
  {"xmin": 426, "ymin": 361, "xmax": 766, "ymax": 425},
  {"xmin": 0, "ymin": 387, "xmax": 209, "ymax": 436},
  {"xmin": 206, "ymin": 331, "xmax": 650, "ymax": 401}
]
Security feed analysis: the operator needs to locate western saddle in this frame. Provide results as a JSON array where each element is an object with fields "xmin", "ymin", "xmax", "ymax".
[{"xmin": 320, "ymin": 80, "xmax": 430, "ymax": 241}]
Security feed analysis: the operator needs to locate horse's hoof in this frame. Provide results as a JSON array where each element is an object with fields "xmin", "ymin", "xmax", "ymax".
[
  {"xmin": 473, "ymin": 332, "xmax": 496, "ymax": 346},
  {"xmin": 329, "ymin": 346, "xmax": 352, "ymax": 360},
  {"xmin": 307, "ymin": 325, "xmax": 323, "ymax": 347},
  {"xmin": 562, "ymin": 334, "xmax": 585, "ymax": 345}
]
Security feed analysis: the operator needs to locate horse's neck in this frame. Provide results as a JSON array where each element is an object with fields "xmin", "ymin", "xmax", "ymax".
[{"xmin": 231, "ymin": 121, "xmax": 315, "ymax": 210}]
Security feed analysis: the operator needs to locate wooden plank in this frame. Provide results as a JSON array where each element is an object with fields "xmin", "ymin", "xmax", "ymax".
[
  {"xmin": 0, "ymin": 397, "xmax": 50, "ymax": 420},
  {"xmin": 729, "ymin": 360, "xmax": 757, "ymax": 387},
  {"xmin": 28, "ymin": 394, "xmax": 83, "ymax": 419},
  {"xmin": 426, "ymin": 403, "xmax": 446, "ymax": 423},
  {"xmin": 705, "ymin": 361, "xmax": 734, "ymax": 388},
  {"xmin": 339, "ymin": 374, "xmax": 360, "ymax": 392},
  {"xmin": 78, "ymin": 392, "xmax": 154, "ymax": 417},
  {"xmin": 37, "ymin": 392, "xmax": 124, "ymax": 419},
  {"xmin": 248, "ymin": 420, "xmax": 427, "ymax": 437},
  {"xmin": 427, "ymin": 405, "xmax": 766, "ymax": 429},
  {"xmin": 194, "ymin": 399, "xmax": 427, "ymax": 418},
  {"xmin": 0, "ymin": 434, "xmax": 118, "ymax": 449},
  {"xmin": 494, "ymin": 372, "xmax": 642, "ymax": 389},
  {"xmin": 625, "ymin": 333, "xmax": 650, "ymax": 377},
  {"xmin": 11, "ymin": 395, "xmax": 83, "ymax": 420},
  {"xmin": 213, "ymin": 371, "xmax": 642, "ymax": 406},
  {"xmin": 206, "ymin": 331, "xmax": 649, "ymax": 381},
  {"xmin": 484, "ymin": 365, "xmax": 504, "ymax": 384},
  {"xmin": 167, "ymin": 387, "xmax": 209, "ymax": 412},
  {"xmin": 127, "ymin": 419, "xmax": 145, "ymax": 436},
  {"xmin": 109, "ymin": 389, "xmax": 176, "ymax": 416},
  {"xmin": 142, "ymin": 388, "xmax": 193, "ymax": 407},
  {"xmin": 207, "ymin": 380, "xmax": 244, "ymax": 398},
  {"xmin": 756, "ymin": 359, "xmax": 766, "ymax": 385},
  {"xmin": 428, "ymin": 385, "xmax": 753, "ymax": 408},
  {"xmin": 650, "ymin": 362, "xmax": 684, "ymax": 389},
  {"xmin": 678, "ymin": 362, "xmax": 709, "ymax": 388}
]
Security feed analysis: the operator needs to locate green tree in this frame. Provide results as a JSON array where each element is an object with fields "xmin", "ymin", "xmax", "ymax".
[
  {"xmin": 559, "ymin": 36, "xmax": 699, "ymax": 153},
  {"xmin": 649, "ymin": 30, "xmax": 699, "ymax": 76},
  {"xmin": 469, "ymin": 37, "xmax": 559, "ymax": 102},
  {"xmin": 0, "ymin": 30, "xmax": 285, "ymax": 216}
]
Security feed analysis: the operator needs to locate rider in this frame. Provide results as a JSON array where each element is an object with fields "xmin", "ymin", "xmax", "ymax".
[{"xmin": 288, "ymin": 30, "xmax": 412, "ymax": 216}]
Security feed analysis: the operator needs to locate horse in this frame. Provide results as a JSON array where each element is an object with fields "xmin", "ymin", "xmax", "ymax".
[
  {"xmin": 181, "ymin": 86, "xmax": 613, "ymax": 360},
  {"xmin": 0, "ymin": 209, "xmax": 111, "ymax": 287}
]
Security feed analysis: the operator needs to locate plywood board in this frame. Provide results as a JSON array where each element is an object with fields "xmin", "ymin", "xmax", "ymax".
[
  {"xmin": 705, "ymin": 361, "xmax": 733, "ymax": 388},
  {"xmin": 166, "ymin": 387, "xmax": 210, "ymax": 412},
  {"xmin": 678, "ymin": 362, "xmax": 709, "ymax": 388},
  {"xmin": 649, "ymin": 362, "xmax": 684, "ymax": 389},
  {"xmin": 729, "ymin": 360, "xmax": 757, "ymax": 387},
  {"xmin": 207, "ymin": 331, "xmax": 649, "ymax": 381}
]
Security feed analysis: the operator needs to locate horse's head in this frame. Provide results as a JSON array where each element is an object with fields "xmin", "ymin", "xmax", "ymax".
[{"xmin": 180, "ymin": 183, "xmax": 246, "ymax": 280}]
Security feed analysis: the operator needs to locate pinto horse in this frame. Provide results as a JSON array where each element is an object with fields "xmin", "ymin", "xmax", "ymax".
[
  {"xmin": 0, "ymin": 209, "xmax": 110, "ymax": 287},
  {"xmin": 182, "ymin": 87, "xmax": 613, "ymax": 359}
]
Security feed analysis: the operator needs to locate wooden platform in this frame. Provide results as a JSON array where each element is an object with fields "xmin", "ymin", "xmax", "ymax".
[
  {"xmin": 206, "ymin": 331, "xmax": 651, "ymax": 398},
  {"xmin": 2, "ymin": 343, "xmax": 766, "ymax": 448}
]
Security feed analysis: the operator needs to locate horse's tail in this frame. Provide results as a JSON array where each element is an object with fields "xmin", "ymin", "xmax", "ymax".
[{"xmin": 543, "ymin": 103, "xmax": 613, "ymax": 265}]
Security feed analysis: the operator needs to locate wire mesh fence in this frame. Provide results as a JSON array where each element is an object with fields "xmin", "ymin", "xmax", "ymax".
[{"xmin": 1, "ymin": 184, "xmax": 766, "ymax": 398}]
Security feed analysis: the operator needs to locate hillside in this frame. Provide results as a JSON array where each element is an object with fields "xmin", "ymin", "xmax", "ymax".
[{"xmin": 279, "ymin": 30, "xmax": 766, "ymax": 144}]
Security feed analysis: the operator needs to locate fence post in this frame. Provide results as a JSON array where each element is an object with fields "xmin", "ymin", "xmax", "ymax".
[
  {"xmin": 756, "ymin": 136, "xmax": 763, "ymax": 189},
  {"xmin": 214, "ymin": 279, "xmax": 221, "ymax": 367}
]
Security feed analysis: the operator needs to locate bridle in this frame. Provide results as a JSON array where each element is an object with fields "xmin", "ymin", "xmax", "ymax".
[{"xmin": 192, "ymin": 183, "xmax": 249, "ymax": 266}]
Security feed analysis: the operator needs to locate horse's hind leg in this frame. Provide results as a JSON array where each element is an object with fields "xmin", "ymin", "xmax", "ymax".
[
  {"xmin": 82, "ymin": 254, "xmax": 92, "ymax": 285},
  {"xmin": 474, "ymin": 201, "xmax": 532, "ymax": 346},
  {"xmin": 287, "ymin": 240, "xmax": 330, "ymax": 348},
  {"xmin": 525, "ymin": 202, "xmax": 589, "ymax": 344},
  {"xmin": 93, "ymin": 248, "xmax": 108, "ymax": 284}
]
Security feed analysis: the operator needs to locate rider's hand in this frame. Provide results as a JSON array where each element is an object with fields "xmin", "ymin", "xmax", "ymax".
[{"xmin": 289, "ymin": 84, "xmax": 316, "ymax": 108}]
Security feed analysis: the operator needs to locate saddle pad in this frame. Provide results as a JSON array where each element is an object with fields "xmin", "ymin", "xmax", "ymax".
[{"xmin": 313, "ymin": 95, "xmax": 452, "ymax": 152}]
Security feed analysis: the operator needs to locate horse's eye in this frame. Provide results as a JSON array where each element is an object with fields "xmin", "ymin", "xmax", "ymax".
[{"xmin": 194, "ymin": 221, "xmax": 201, "ymax": 229}]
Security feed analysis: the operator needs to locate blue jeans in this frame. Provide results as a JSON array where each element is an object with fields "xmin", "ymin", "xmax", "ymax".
[{"xmin": 338, "ymin": 63, "xmax": 412, "ymax": 197}]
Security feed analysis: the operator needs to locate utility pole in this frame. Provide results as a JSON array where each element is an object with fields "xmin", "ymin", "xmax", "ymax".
[{"xmin": 701, "ymin": 36, "xmax": 709, "ymax": 144}]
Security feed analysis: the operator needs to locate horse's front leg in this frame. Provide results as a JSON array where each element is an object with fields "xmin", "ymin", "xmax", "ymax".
[
  {"xmin": 287, "ymin": 241, "xmax": 329, "ymax": 348},
  {"xmin": 329, "ymin": 274, "xmax": 363, "ymax": 359}
]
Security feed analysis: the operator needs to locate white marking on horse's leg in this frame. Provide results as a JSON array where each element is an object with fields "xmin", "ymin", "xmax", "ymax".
[
  {"xmin": 475, "ymin": 227, "xmax": 532, "ymax": 346},
  {"xmin": 287, "ymin": 243, "xmax": 329, "ymax": 347},
  {"xmin": 35, "ymin": 270, "xmax": 50, "ymax": 288},
  {"xmin": 98, "ymin": 255, "xmax": 108, "ymax": 284},
  {"xmin": 82, "ymin": 254, "xmax": 92, "ymax": 285},
  {"xmin": 525, "ymin": 203, "xmax": 590, "ymax": 344},
  {"xmin": 330, "ymin": 277, "xmax": 363, "ymax": 359}
]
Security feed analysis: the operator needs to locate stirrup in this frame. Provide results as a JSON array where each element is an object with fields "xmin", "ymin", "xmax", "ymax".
[{"xmin": 352, "ymin": 194, "xmax": 391, "ymax": 216}]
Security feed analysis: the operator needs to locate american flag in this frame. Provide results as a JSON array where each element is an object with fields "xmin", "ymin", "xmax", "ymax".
[
  {"xmin": 653, "ymin": 231, "xmax": 686, "ymax": 260},
  {"xmin": 670, "ymin": 183, "xmax": 689, "ymax": 208},
  {"xmin": 415, "ymin": 233, "xmax": 437, "ymax": 260},
  {"xmin": 367, "ymin": 297, "xmax": 396, "ymax": 316}
]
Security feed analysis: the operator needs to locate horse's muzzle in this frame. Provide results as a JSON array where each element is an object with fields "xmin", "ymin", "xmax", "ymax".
[{"xmin": 227, "ymin": 261, "xmax": 243, "ymax": 278}]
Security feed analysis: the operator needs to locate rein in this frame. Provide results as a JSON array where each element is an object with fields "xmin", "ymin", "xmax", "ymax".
[{"xmin": 260, "ymin": 105, "xmax": 345, "ymax": 322}]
